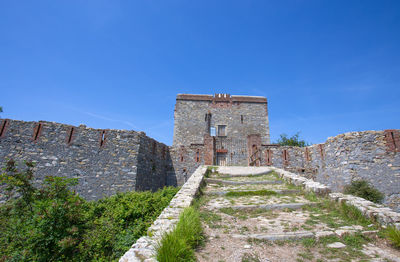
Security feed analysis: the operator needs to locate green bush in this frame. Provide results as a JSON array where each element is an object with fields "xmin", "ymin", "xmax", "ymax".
[
  {"xmin": 344, "ymin": 180, "xmax": 384, "ymax": 204},
  {"xmin": 156, "ymin": 207, "xmax": 203, "ymax": 262},
  {"xmin": 0, "ymin": 160, "xmax": 179, "ymax": 261},
  {"xmin": 80, "ymin": 187, "xmax": 179, "ymax": 260}
]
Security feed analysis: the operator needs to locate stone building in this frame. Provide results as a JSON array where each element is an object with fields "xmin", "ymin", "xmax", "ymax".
[{"xmin": 172, "ymin": 93, "xmax": 270, "ymax": 167}]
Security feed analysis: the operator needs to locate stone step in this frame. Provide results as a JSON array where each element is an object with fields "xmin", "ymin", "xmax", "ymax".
[
  {"xmin": 205, "ymin": 189, "xmax": 301, "ymax": 196},
  {"xmin": 210, "ymin": 170, "xmax": 272, "ymax": 179},
  {"xmin": 231, "ymin": 229, "xmax": 379, "ymax": 242},
  {"xmin": 225, "ymin": 202, "xmax": 319, "ymax": 211},
  {"xmin": 205, "ymin": 178, "xmax": 283, "ymax": 185}
]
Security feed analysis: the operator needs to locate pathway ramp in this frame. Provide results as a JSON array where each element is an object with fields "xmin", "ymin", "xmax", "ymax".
[{"xmin": 196, "ymin": 166, "xmax": 400, "ymax": 262}]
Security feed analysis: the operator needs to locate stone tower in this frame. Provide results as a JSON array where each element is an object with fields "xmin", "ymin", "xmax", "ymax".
[{"xmin": 172, "ymin": 94, "xmax": 270, "ymax": 166}]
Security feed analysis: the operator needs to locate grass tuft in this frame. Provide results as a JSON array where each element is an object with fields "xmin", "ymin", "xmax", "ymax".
[
  {"xmin": 225, "ymin": 190, "xmax": 277, "ymax": 197},
  {"xmin": 386, "ymin": 226, "xmax": 400, "ymax": 248},
  {"xmin": 339, "ymin": 202, "xmax": 370, "ymax": 226},
  {"xmin": 156, "ymin": 207, "xmax": 203, "ymax": 262},
  {"xmin": 241, "ymin": 253, "xmax": 261, "ymax": 262}
]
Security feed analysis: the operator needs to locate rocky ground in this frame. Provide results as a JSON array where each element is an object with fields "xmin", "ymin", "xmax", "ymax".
[{"xmin": 195, "ymin": 167, "xmax": 400, "ymax": 262}]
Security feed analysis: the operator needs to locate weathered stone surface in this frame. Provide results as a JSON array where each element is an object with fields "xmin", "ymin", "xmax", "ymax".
[
  {"xmin": 205, "ymin": 178, "xmax": 283, "ymax": 185},
  {"xmin": 230, "ymin": 202, "xmax": 317, "ymax": 211},
  {"xmin": 232, "ymin": 231, "xmax": 314, "ymax": 241},
  {"xmin": 327, "ymin": 242, "xmax": 346, "ymax": 249}
]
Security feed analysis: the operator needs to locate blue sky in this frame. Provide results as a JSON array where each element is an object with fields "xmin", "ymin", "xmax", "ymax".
[{"xmin": 1, "ymin": 0, "xmax": 399, "ymax": 145}]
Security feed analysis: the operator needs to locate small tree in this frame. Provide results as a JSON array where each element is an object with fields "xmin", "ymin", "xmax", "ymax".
[
  {"xmin": 0, "ymin": 159, "xmax": 36, "ymax": 210},
  {"xmin": 276, "ymin": 132, "xmax": 308, "ymax": 147}
]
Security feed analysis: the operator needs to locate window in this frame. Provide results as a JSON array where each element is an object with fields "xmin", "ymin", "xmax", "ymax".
[
  {"xmin": 210, "ymin": 127, "xmax": 216, "ymax": 136},
  {"xmin": 218, "ymin": 125, "xmax": 226, "ymax": 136}
]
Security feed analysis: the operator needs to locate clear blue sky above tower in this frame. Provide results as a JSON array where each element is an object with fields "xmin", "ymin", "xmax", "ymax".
[{"xmin": 1, "ymin": 0, "xmax": 399, "ymax": 145}]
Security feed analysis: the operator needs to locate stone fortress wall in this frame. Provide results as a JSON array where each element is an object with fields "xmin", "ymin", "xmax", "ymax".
[
  {"xmin": 0, "ymin": 94, "xmax": 399, "ymax": 211},
  {"xmin": 255, "ymin": 130, "xmax": 400, "ymax": 211},
  {"xmin": 0, "ymin": 119, "xmax": 172, "ymax": 200}
]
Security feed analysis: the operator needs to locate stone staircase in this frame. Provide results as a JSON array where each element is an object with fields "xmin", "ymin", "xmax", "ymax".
[{"xmin": 195, "ymin": 166, "xmax": 400, "ymax": 262}]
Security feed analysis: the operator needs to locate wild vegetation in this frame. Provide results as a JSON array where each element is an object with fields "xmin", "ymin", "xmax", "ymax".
[
  {"xmin": 0, "ymin": 160, "xmax": 179, "ymax": 262},
  {"xmin": 156, "ymin": 206, "xmax": 203, "ymax": 262},
  {"xmin": 276, "ymin": 132, "xmax": 309, "ymax": 147},
  {"xmin": 344, "ymin": 180, "xmax": 384, "ymax": 204},
  {"xmin": 386, "ymin": 226, "xmax": 400, "ymax": 248}
]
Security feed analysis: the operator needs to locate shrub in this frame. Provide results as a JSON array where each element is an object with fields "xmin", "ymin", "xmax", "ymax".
[
  {"xmin": 344, "ymin": 180, "xmax": 384, "ymax": 204},
  {"xmin": 156, "ymin": 207, "xmax": 203, "ymax": 262},
  {"xmin": 80, "ymin": 186, "xmax": 179, "ymax": 260},
  {"xmin": 0, "ymin": 160, "xmax": 179, "ymax": 261}
]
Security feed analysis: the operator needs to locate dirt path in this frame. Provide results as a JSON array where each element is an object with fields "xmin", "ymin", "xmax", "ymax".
[{"xmin": 195, "ymin": 167, "xmax": 400, "ymax": 262}]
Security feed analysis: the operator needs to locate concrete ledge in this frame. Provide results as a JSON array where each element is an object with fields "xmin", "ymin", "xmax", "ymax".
[
  {"xmin": 206, "ymin": 189, "xmax": 301, "ymax": 196},
  {"xmin": 215, "ymin": 171, "xmax": 273, "ymax": 178},
  {"xmin": 216, "ymin": 166, "xmax": 272, "ymax": 176},
  {"xmin": 228, "ymin": 202, "xmax": 318, "ymax": 211},
  {"xmin": 119, "ymin": 166, "xmax": 208, "ymax": 262},
  {"xmin": 231, "ymin": 227, "xmax": 377, "ymax": 241}
]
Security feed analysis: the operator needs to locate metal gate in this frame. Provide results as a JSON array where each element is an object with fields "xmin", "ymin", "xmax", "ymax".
[
  {"xmin": 214, "ymin": 137, "xmax": 248, "ymax": 166},
  {"xmin": 216, "ymin": 153, "xmax": 227, "ymax": 166}
]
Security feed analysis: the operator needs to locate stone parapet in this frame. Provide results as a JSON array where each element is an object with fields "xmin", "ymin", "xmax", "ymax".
[
  {"xmin": 260, "ymin": 130, "xmax": 400, "ymax": 211},
  {"xmin": 271, "ymin": 167, "xmax": 331, "ymax": 195},
  {"xmin": 119, "ymin": 166, "xmax": 208, "ymax": 262},
  {"xmin": 329, "ymin": 193, "xmax": 400, "ymax": 229},
  {"xmin": 272, "ymin": 167, "xmax": 400, "ymax": 229}
]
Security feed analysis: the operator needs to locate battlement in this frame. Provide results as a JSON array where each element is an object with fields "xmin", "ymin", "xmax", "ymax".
[{"xmin": 176, "ymin": 93, "xmax": 267, "ymax": 103}]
